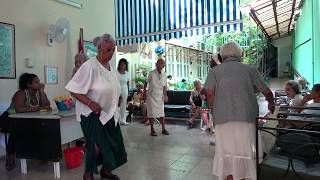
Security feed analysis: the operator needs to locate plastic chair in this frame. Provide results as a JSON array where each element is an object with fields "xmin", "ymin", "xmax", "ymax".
[{"xmin": 200, "ymin": 108, "xmax": 214, "ymax": 132}]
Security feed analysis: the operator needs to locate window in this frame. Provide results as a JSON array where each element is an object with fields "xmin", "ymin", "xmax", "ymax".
[
  {"xmin": 166, "ymin": 45, "xmax": 190, "ymax": 80},
  {"xmin": 197, "ymin": 54, "xmax": 209, "ymax": 81}
]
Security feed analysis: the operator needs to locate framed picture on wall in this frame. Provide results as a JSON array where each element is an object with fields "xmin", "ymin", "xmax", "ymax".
[
  {"xmin": 84, "ymin": 41, "xmax": 97, "ymax": 58},
  {"xmin": 0, "ymin": 22, "xmax": 16, "ymax": 79},
  {"xmin": 45, "ymin": 65, "xmax": 58, "ymax": 84}
]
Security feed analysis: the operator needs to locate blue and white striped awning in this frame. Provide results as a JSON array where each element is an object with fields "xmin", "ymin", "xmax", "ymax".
[{"xmin": 115, "ymin": 0, "xmax": 243, "ymax": 46}]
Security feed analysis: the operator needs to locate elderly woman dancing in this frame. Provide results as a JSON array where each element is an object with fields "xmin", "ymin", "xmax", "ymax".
[
  {"xmin": 66, "ymin": 34, "xmax": 127, "ymax": 180},
  {"xmin": 204, "ymin": 42, "xmax": 274, "ymax": 180}
]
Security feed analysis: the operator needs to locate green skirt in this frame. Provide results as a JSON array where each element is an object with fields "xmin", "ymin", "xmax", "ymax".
[{"xmin": 80, "ymin": 113, "xmax": 127, "ymax": 173}]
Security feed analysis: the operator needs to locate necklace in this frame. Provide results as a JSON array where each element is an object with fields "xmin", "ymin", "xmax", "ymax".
[{"xmin": 25, "ymin": 90, "xmax": 40, "ymax": 108}]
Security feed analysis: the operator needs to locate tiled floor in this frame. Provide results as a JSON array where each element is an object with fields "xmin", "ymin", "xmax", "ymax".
[
  {"xmin": 0, "ymin": 78, "xmax": 288, "ymax": 180},
  {"xmin": 0, "ymin": 120, "xmax": 217, "ymax": 180}
]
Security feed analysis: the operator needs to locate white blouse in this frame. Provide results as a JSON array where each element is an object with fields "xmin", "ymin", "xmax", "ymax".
[
  {"xmin": 147, "ymin": 69, "xmax": 167, "ymax": 98},
  {"xmin": 289, "ymin": 94, "xmax": 303, "ymax": 112},
  {"xmin": 65, "ymin": 57, "xmax": 121, "ymax": 125},
  {"xmin": 116, "ymin": 71, "xmax": 129, "ymax": 94}
]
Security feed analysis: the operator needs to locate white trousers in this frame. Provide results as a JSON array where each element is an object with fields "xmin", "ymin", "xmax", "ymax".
[{"xmin": 119, "ymin": 91, "xmax": 128, "ymax": 123}]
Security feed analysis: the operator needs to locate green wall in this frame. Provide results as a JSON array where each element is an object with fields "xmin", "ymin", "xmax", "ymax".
[
  {"xmin": 313, "ymin": 0, "xmax": 320, "ymax": 84},
  {"xmin": 293, "ymin": 0, "xmax": 320, "ymax": 86}
]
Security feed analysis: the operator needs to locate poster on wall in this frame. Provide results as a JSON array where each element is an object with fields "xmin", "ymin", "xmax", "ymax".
[
  {"xmin": 0, "ymin": 22, "xmax": 15, "ymax": 79},
  {"xmin": 84, "ymin": 41, "xmax": 97, "ymax": 58},
  {"xmin": 45, "ymin": 65, "xmax": 58, "ymax": 84}
]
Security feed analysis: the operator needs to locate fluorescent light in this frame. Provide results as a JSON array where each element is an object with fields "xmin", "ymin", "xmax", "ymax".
[{"xmin": 55, "ymin": 0, "xmax": 82, "ymax": 9}]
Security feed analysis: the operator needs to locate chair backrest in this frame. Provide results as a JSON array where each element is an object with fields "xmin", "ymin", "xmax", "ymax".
[
  {"xmin": 165, "ymin": 90, "xmax": 191, "ymax": 105},
  {"xmin": 278, "ymin": 133, "xmax": 320, "ymax": 164},
  {"xmin": 0, "ymin": 103, "xmax": 10, "ymax": 133}
]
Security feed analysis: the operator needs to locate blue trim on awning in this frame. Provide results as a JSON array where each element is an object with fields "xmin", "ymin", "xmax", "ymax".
[{"xmin": 115, "ymin": 0, "xmax": 243, "ymax": 46}]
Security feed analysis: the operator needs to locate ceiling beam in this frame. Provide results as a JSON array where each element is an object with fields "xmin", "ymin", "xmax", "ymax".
[
  {"xmin": 259, "ymin": 8, "xmax": 298, "ymax": 23},
  {"xmin": 257, "ymin": 0, "xmax": 287, "ymax": 15},
  {"xmin": 254, "ymin": 0, "xmax": 283, "ymax": 12},
  {"xmin": 250, "ymin": 9, "xmax": 270, "ymax": 39},
  {"xmin": 265, "ymin": 19, "xmax": 290, "ymax": 30},
  {"xmin": 288, "ymin": 0, "xmax": 297, "ymax": 33},
  {"xmin": 272, "ymin": 0, "xmax": 281, "ymax": 37}
]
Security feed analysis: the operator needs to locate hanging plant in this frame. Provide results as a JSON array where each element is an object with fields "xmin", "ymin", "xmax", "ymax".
[{"xmin": 155, "ymin": 46, "xmax": 165, "ymax": 56}]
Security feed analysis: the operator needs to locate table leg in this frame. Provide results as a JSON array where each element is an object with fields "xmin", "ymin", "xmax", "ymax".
[
  {"xmin": 53, "ymin": 162, "xmax": 60, "ymax": 178},
  {"xmin": 20, "ymin": 159, "xmax": 27, "ymax": 174}
]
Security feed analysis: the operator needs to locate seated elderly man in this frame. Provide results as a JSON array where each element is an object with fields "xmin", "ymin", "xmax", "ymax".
[
  {"xmin": 292, "ymin": 84, "xmax": 320, "ymax": 119},
  {"xmin": 300, "ymin": 84, "xmax": 320, "ymax": 111}
]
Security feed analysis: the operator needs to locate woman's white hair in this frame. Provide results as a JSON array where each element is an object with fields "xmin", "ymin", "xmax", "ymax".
[
  {"xmin": 92, "ymin": 36, "xmax": 100, "ymax": 47},
  {"xmin": 94, "ymin": 33, "xmax": 116, "ymax": 49},
  {"xmin": 219, "ymin": 41, "xmax": 243, "ymax": 60},
  {"xmin": 285, "ymin": 80, "xmax": 301, "ymax": 94}
]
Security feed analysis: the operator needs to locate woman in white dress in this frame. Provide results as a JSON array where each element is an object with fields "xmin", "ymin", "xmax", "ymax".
[
  {"xmin": 65, "ymin": 34, "xmax": 127, "ymax": 180},
  {"xmin": 144, "ymin": 58, "xmax": 169, "ymax": 136},
  {"xmin": 204, "ymin": 42, "xmax": 274, "ymax": 180},
  {"xmin": 117, "ymin": 58, "xmax": 130, "ymax": 125}
]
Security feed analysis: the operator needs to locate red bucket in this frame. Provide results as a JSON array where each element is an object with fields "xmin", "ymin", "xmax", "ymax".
[{"xmin": 63, "ymin": 147, "xmax": 83, "ymax": 169}]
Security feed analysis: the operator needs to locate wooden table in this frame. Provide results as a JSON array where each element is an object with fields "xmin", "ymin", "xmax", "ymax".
[{"xmin": 9, "ymin": 109, "xmax": 83, "ymax": 178}]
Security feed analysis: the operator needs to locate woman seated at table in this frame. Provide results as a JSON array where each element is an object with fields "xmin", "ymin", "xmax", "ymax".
[
  {"xmin": 187, "ymin": 80, "xmax": 211, "ymax": 130},
  {"xmin": 300, "ymin": 84, "xmax": 320, "ymax": 113},
  {"xmin": 290, "ymin": 84, "xmax": 320, "ymax": 120},
  {"xmin": 6, "ymin": 73, "xmax": 50, "ymax": 170},
  {"xmin": 279, "ymin": 84, "xmax": 320, "ymax": 129},
  {"xmin": 10, "ymin": 73, "xmax": 50, "ymax": 113},
  {"xmin": 286, "ymin": 80, "xmax": 303, "ymax": 107},
  {"xmin": 277, "ymin": 80, "xmax": 303, "ymax": 127}
]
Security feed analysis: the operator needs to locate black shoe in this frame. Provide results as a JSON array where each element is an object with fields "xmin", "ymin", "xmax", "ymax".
[
  {"xmin": 187, "ymin": 121, "xmax": 194, "ymax": 129},
  {"xmin": 83, "ymin": 172, "xmax": 94, "ymax": 180},
  {"xmin": 126, "ymin": 115, "xmax": 132, "ymax": 122},
  {"xmin": 100, "ymin": 169, "xmax": 119, "ymax": 180},
  {"xmin": 150, "ymin": 131, "xmax": 157, "ymax": 136},
  {"xmin": 162, "ymin": 129, "xmax": 170, "ymax": 135}
]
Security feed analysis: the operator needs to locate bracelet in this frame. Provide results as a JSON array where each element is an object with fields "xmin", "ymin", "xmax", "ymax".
[{"xmin": 87, "ymin": 100, "xmax": 92, "ymax": 106}]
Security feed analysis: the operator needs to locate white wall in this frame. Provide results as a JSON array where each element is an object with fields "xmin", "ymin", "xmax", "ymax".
[
  {"xmin": 273, "ymin": 36, "xmax": 292, "ymax": 77},
  {"xmin": 0, "ymin": 0, "xmax": 115, "ymax": 105}
]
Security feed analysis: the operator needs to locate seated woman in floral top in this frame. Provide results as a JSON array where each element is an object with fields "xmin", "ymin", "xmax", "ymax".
[{"xmin": 188, "ymin": 80, "xmax": 211, "ymax": 130}]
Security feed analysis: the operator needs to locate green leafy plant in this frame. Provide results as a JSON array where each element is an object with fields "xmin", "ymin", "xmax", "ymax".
[
  {"xmin": 134, "ymin": 76, "xmax": 145, "ymax": 85},
  {"xmin": 200, "ymin": 13, "xmax": 267, "ymax": 66},
  {"xmin": 134, "ymin": 64, "xmax": 152, "ymax": 84}
]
